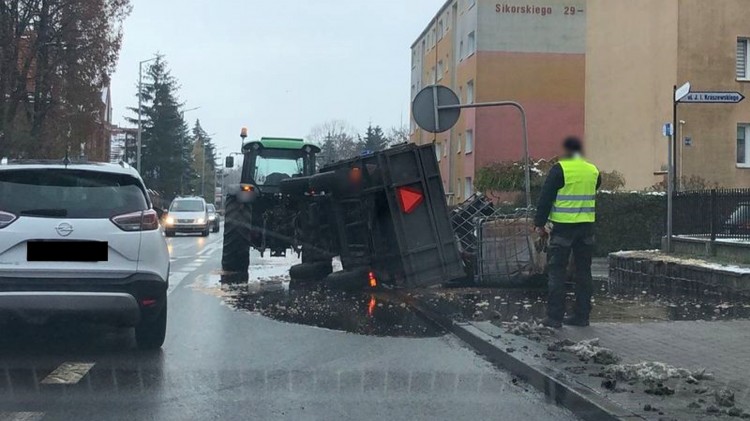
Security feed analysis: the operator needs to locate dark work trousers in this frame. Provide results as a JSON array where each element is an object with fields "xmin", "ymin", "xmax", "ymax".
[{"xmin": 546, "ymin": 223, "xmax": 595, "ymax": 322}]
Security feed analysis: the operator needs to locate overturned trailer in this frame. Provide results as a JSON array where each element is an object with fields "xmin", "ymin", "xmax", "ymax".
[{"xmin": 282, "ymin": 143, "xmax": 466, "ymax": 289}]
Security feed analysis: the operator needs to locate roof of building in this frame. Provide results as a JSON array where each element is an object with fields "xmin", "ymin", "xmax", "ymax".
[{"xmin": 411, "ymin": 0, "xmax": 454, "ymax": 49}]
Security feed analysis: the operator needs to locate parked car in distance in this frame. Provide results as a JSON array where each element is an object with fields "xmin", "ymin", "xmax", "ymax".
[
  {"xmin": 723, "ymin": 202, "xmax": 750, "ymax": 236},
  {"xmin": 164, "ymin": 197, "xmax": 210, "ymax": 237},
  {"xmin": 0, "ymin": 161, "xmax": 170, "ymax": 349},
  {"xmin": 207, "ymin": 204, "xmax": 220, "ymax": 233}
]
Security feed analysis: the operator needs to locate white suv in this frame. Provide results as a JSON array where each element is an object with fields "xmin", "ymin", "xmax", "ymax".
[{"xmin": 0, "ymin": 162, "xmax": 170, "ymax": 349}]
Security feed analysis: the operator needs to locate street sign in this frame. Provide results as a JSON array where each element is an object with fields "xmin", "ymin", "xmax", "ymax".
[
  {"xmin": 675, "ymin": 82, "xmax": 691, "ymax": 102},
  {"xmin": 663, "ymin": 123, "xmax": 673, "ymax": 137},
  {"xmin": 680, "ymin": 91, "xmax": 745, "ymax": 104},
  {"xmin": 412, "ymin": 85, "xmax": 461, "ymax": 133}
]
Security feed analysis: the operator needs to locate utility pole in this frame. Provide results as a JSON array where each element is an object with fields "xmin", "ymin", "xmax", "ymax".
[{"xmin": 137, "ymin": 57, "xmax": 157, "ymax": 173}]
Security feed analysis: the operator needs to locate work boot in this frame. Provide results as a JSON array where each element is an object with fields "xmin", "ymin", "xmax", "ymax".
[
  {"xmin": 541, "ymin": 317, "xmax": 562, "ymax": 329},
  {"xmin": 563, "ymin": 315, "xmax": 590, "ymax": 327}
]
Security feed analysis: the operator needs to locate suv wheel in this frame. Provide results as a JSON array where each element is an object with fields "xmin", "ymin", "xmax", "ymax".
[{"xmin": 135, "ymin": 301, "xmax": 167, "ymax": 350}]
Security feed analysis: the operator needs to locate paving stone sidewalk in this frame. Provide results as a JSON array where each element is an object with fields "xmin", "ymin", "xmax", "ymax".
[{"xmin": 560, "ymin": 319, "xmax": 750, "ymax": 393}]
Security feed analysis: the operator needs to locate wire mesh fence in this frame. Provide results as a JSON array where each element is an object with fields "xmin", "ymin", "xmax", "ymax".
[
  {"xmin": 451, "ymin": 194, "xmax": 544, "ymax": 285},
  {"xmin": 673, "ymin": 188, "xmax": 750, "ymax": 242}
]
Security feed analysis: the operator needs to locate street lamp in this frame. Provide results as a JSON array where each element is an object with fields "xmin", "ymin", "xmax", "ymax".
[{"xmin": 137, "ymin": 57, "xmax": 157, "ymax": 173}]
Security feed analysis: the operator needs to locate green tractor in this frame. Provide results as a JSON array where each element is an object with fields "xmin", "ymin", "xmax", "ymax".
[{"xmin": 221, "ymin": 137, "xmax": 324, "ymax": 280}]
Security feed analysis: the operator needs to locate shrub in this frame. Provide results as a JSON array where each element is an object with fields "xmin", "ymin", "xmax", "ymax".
[{"xmin": 595, "ymin": 192, "xmax": 665, "ymax": 256}]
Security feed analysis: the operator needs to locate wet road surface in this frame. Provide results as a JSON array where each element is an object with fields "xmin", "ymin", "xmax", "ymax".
[{"xmin": 0, "ymin": 229, "xmax": 576, "ymax": 421}]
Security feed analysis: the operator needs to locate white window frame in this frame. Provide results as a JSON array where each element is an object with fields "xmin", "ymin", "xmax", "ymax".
[
  {"xmin": 456, "ymin": 133, "xmax": 462, "ymax": 154},
  {"xmin": 738, "ymin": 124, "xmax": 750, "ymax": 167},
  {"xmin": 437, "ymin": 60, "xmax": 444, "ymax": 81},
  {"xmin": 465, "ymin": 129, "xmax": 474, "ymax": 154},
  {"xmin": 467, "ymin": 31, "xmax": 476, "ymax": 58},
  {"xmin": 465, "ymin": 177, "xmax": 474, "ymax": 197},
  {"xmin": 435, "ymin": 143, "xmax": 442, "ymax": 162},
  {"xmin": 738, "ymin": 38, "xmax": 750, "ymax": 81},
  {"xmin": 466, "ymin": 80, "xmax": 474, "ymax": 104}
]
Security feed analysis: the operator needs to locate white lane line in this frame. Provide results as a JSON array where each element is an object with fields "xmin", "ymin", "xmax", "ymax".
[
  {"xmin": 40, "ymin": 362, "xmax": 95, "ymax": 385},
  {"xmin": 0, "ymin": 413, "xmax": 45, "ymax": 421},
  {"xmin": 167, "ymin": 272, "xmax": 188, "ymax": 295}
]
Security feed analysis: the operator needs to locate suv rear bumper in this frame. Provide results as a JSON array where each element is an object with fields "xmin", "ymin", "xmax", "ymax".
[
  {"xmin": 0, "ymin": 273, "xmax": 167, "ymax": 326},
  {"xmin": 166, "ymin": 224, "xmax": 208, "ymax": 233}
]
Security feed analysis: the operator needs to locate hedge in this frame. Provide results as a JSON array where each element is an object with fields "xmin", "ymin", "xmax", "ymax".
[{"xmin": 594, "ymin": 192, "xmax": 665, "ymax": 256}]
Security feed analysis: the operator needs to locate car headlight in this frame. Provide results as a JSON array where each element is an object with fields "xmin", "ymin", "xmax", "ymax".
[
  {"xmin": 165, "ymin": 217, "xmax": 174, "ymax": 225},
  {"xmin": 209, "ymin": 215, "xmax": 217, "ymax": 221},
  {"xmin": 197, "ymin": 218, "xmax": 205, "ymax": 224}
]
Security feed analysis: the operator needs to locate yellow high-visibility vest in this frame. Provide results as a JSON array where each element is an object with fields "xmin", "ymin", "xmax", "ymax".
[{"xmin": 549, "ymin": 157, "xmax": 599, "ymax": 223}]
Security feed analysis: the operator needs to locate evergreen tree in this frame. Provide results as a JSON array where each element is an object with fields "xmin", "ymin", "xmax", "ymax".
[
  {"xmin": 127, "ymin": 55, "xmax": 190, "ymax": 199},
  {"xmin": 359, "ymin": 124, "xmax": 389, "ymax": 153},
  {"xmin": 189, "ymin": 120, "xmax": 217, "ymax": 202}
]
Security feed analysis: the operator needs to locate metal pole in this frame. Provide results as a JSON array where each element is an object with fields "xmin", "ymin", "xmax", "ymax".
[
  {"xmin": 439, "ymin": 101, "xmax": 532, "ymax": 212},
  {"xmin": 201, "ymin": 141, "xmax": 206, "ymax": 197},
  {"xmin": 137, "ymin": 63, "xmax": 143, "ymax": 173},
  {"xmin": 673, "ymin": 85, "xmax": 679, "ymax": 191},
  {"xmin": 667, "ymin": 119, "xmax": 674, "ymax": 253},
  {"xmin": 136, "ymin": 57, "xmax": 156, "ymax": 173}
]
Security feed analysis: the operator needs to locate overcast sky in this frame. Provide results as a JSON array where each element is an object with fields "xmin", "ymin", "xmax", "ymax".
[{"xmin": 110, "ymin": 0, "xmax": 444, "ymax": 156}]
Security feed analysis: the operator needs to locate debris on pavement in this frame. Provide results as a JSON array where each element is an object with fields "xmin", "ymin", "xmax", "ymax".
[
  {"xmin": 602, "ymin": 362, "xmax": 711, "ymax": 384},
  {"xmin": 560, "ymin": 338, "xmax": 621, "ymax": 365},
  {"xmin": 715, "ymin": 388, "xmax": 736, "ymax": 407},
  {"xmin": 502, "ymin": 321, "xmax": 555, "ymax": 338}
]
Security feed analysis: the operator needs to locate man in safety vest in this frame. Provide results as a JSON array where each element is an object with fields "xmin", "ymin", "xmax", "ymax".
[{"xmin": 534, "ymin": 137, "xmax": 601, "ymax": 328}]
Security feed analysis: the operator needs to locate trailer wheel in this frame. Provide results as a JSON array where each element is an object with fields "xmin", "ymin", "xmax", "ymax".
[
  {"xmin": 221, "ymin": 196, "xmax": 252, "ymax": 274},
  {"xmin": 323, "ymin": 269, "xmax": 369, "ymax": 291}
]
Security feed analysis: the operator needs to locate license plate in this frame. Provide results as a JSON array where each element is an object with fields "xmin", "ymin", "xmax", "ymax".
[{"xmin": 27, "ymin": 241, "xmax": 108, "ymax": 262}]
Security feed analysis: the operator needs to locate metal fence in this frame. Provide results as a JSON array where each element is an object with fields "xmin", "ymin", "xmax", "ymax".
[
  {"xmin": 451, "ymin": 194, "xmax": 544, "ymax": 285},
  {"xmin": 673, "ymin": 188, "xmax": 750, "ymax": 242}
]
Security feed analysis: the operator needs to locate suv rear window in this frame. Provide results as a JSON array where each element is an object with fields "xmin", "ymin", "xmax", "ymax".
[
  {"xmin": 0, "ymin": 169, "xmax": 149, "ymax": 219},
  {"xmin": 170, "ymin": 200, "xmax": 205, "ymax": 212}
]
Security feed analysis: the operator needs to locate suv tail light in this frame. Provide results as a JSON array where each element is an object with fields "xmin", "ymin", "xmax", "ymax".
[
  {"xmin": 111, "ymin": 209, "xmax": 159, "ymax": 232},
  {"xmin": 0, "ymin": 211, "xmax": 17, "ymax": 229}
]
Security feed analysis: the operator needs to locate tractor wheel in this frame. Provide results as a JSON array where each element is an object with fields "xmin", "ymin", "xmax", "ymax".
[
  {"xmin": 221, "ymin": 196, "xmax": 252, "ymax": 274},
  {"xmin": 289, "ymin": 261, "xmax": 333, "ymax": 286},
  {"xmin": 322, "ymin": 268, "xmax": 369, "ymax": 291}
]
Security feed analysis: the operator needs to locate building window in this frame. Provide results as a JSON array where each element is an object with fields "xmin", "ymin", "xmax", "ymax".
[
  {"xmin": 437, "ymin": 60, "xmax": 444, "ymax": 80},
  {"xmin": 738, "ymin": 39, "xmax": 749, "ymax": 79},
  {"xmin": 465, "ymin": 177, "xmax": 474, "ymax": 197},
  {"xmin": 466, "ymin": 80, "xmax": 474, "ymax": 104},
  {"xmin": 457, "ymin": 178, "xmax": 463, "ymax": 198},
  {"xmin": 467, "ymin": 31, "xmax": 476, "ymax": 57},
  {"xmin": 438, "ymin": 19, "xmax": 444, "ymax": 39},
  {"xmin": 435, "ymin": 143, "xmax": 442, "ymax": 162},
  {"xmin": 457, "ymin": 133, "xmax": 462, "ymax": 153},
  {"xmin": 465, "ymin": 129, "xmax": 474, "ymax": 153},
  {"xmin": 443, "ymin": 142, "xmax": 448, "ymax": 157},
  {"xmin": 738, "ymin": 125, "xmax": 750, "ymax": 166},
  {"xmin": 459, "ymin": 41, "xmax": 464, "ymax": 61}
]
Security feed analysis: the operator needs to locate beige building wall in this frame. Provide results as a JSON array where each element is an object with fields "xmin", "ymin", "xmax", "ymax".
[
  {"xmin": 677, "ymin": 0, "xmax": 750, "ymax": 188},
  {"xmin": 585, "ymin": 0, "xmax": 679, "ymax": 189}
]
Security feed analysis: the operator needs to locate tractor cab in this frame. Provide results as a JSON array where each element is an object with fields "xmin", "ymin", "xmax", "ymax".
[{"xmin": 239, "ymin": 138, "xmax": 319, "ymax": 195}]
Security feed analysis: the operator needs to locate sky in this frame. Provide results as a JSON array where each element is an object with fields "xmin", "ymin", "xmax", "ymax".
[{"xmin": 110, "ymin": 0, "xmax": 445, "ymax": 157}]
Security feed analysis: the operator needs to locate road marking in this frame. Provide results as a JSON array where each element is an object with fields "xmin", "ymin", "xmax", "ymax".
[
  {"xmin": 167, "ymin": 272, "xmax": 188, "ymax": 295},
  {"xmin": 0, "ymin": 413, "xmax": 45, "ymax": 421},
  {"xmin": 40, "ymin": 362, "xmax": 95, "ymax": 385}
]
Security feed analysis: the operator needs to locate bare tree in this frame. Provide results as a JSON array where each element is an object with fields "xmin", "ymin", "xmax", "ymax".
[
  {"xmin": 0, "ymin": 0, "xmax": 131, "ymax": 159},
  {"xmin": 308, "ymin": 120, "xmax": 358, "ymax": 164}
]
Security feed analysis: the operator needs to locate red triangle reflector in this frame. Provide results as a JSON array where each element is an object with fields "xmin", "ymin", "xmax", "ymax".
[{"xmin": 397, "ymin": 187, "xmax": 424, "ymax": 214}]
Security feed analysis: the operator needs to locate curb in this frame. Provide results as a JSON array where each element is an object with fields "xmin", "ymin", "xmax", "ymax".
[{"xmin": 405, "ymin": 295, "xmax": 643, "ymax": 421}]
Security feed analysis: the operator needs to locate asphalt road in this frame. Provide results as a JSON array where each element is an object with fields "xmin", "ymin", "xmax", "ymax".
[{"xmin": 0, "ymin": 229, "xmax": 577, "ymax": 421}]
